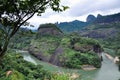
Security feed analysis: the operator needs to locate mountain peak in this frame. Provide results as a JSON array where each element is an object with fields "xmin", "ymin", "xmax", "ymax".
[
  {"xmin": 86, "ymin": 14, "xmax": 96, "ymax": 23},
  {"xmin": 97, "ymin": 14, "xmax": 102, "ymax": 18}
]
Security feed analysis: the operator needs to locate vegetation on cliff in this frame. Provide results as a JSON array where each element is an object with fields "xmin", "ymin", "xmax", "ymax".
[
  {"xmin": 28, "ymin": 31, "xmax": 102, "ymax": 69},
  {"xmin": 8, "ymin": 26, "xmax": 103, "ymax": 69}
]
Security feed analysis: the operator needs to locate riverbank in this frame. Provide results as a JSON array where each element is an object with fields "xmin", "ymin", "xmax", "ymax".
[
  {"xmin": 104, "ymin": 53, "xmax": 120, "ymax": 64},
  {"xmin": 81, "ymin": 65, "xmax": 97, "ymax": 71},
  {"xmin": 17, "ymin": 50, "xmax": 120, "ymax": 80},
  {"xmin": 104, "ymin": 53, "xmax": 114, "ymax": 61}
]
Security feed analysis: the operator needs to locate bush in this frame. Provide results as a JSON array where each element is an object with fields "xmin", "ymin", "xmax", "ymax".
[
  {"xmin": 0, "ymin": 50, "xmax": 78, "ymax": 80},
  {"xmin": 0, "ymin": 50, "xmax": 51, "ymax": 80},
  {"xmin": 117, "ymin": 49, "xmax": 120, "ymax": 56},
  {"xmin": 104, "ymin": 48, "xmax": 116, "ymax": 57},
  {"xmin": 64, "ymin": 51, "xmax": 101, "ymax": 68},
  {"xmin": 51, "ymin": 72, "xmax": 72, "ymax": 80}
]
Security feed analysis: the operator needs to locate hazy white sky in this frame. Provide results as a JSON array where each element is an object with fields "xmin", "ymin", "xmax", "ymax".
[{"xmin": 25, "ymin": 0, "xmax": 120, "ymax": 29}]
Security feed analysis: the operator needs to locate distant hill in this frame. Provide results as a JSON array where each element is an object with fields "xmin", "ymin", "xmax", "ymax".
[
  {"xmin": 86, "ymin": 14, "xmax": 96, "ymax": 23},
  {"xmin": 55, "ymin": 12, "xmax": 120, "ymax": 39},
  {"xmin": 94, "ymin": 13, "xmax": 120, "ymax": 23},
  {"xmin": 80, "ymin": 13, "xmax": 120, "ymax": 39},
  {"xmin": 86, "ymin": 13, "xmax": 120, "ymax": 23},
  {"xmin": 56, "ymin": 20, "xmax": 89, "ymax": 33},
  {"xmin": 80, "ymin": 22, "xmax": 120, "ymax": 39},
  {"xmin": 56, "ymin": 13, "xmax": 120, "ymax": 34}
]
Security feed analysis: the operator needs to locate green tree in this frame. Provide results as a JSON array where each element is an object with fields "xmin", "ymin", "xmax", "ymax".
[{"xmin": 0, "ymin": 0, "xmax": 68, "ymax": 59}]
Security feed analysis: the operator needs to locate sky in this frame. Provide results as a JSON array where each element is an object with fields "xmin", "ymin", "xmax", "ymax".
[{"xmin": 24, "ymin": 0, "xmax": 120, "ymax": 29}]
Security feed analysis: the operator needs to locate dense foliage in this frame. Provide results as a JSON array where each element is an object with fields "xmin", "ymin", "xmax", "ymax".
[
  {"xmin": 29, "ymin": 32, "xmax": 102, "ymax": 69},
  {"xmin": 0, "ymin": 50, "xmax": 51, "ymax": 80},
  {"xmin": 0, "ymin": 50, "xmax": 74, "ymax": 80},
  {"xmin": 59, "ymin": 36, "xmax": 102, "ymax": 68},
  {"xmin": 64, "ymin": 51, "xmax": 101, "ymax": 68},
  {"xmin": 0, "ymin": 0, "xmax": 68, "ymax": 58},
  {"xmin": 9, "ymin": 28, "xmax": 36, "ymax": 50}
]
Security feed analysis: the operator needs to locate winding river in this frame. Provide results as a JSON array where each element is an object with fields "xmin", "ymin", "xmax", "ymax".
[
  {"xmin": 94, "ymin": 53, "xmax": 120, "ymax": 80},
  {"xmin": 18, "ymin": 50, "xmax": 120, "ymax": 80}
]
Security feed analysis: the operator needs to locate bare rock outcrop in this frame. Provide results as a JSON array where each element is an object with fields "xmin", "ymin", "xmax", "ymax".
[{"xmin": 49, "ymin": 47, "xmax": 64, "ymax": 66}]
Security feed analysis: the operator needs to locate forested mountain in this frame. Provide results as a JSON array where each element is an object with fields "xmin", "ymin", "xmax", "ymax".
[
  {"xmin": 56, "ymin": 20, "xmax": 89, "ymax": 33},
  {"xmin": 80, "ymin": 22, "xmax": 120, "ymax": 39},
  {"xmin": 94, "ymin": 13, "xmax": 120, "ymax": 23},
  {"xmin": 55, "ymin": 13, "xmax": 120, "ymax": 40},
  {"xmin": 86, "ymin": 14, "xmax": 96, "ymax": 23},
  {"xmin": 56, "ymin": 13, "xmax": 120, "ymax": 34},
  {"xmin": 86, "ymin": 13, "xmax": 120, "ymax": 23},
  {"xmin": 80, "ymin": 13, "xmax": 120, "ymax": 39}
]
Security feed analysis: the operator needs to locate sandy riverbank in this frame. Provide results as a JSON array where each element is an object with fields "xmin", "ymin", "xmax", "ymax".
[{"xmin": 104, "ymin": 53, "xmax": 114, "ymax": 61}]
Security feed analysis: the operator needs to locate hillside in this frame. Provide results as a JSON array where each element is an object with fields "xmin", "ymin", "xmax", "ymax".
[
  {"xmin": 1, "ymin": 1, "xmax": 120, "ymax": 80},
  {"xmin": 1, "ymin": 12, "xmax": 120, "ymax": 80},
  {"xmin": 80, "ymin": 22, "xmax": 120, "ymax": 39},
  {"xmin": 9, "ymin": 27, "xmax": 103, "ymax": 69},
  {"xmin": 55, "ymin": 13, "xmax": 120, "ymax": 39},
  {"xmin": 94, "ymin": 13, "xmax": 120, "ymax": 23},
  {"xmin": 56, "ymin": 20, "xmax": 89, "ymax": 33},
  {"xmin": 29, "ymin": 35, "xmax": 102, "ymax": 68},
  {"xmin": 86, "ymin": 13, "xmax": 120, "ymax": 23}
]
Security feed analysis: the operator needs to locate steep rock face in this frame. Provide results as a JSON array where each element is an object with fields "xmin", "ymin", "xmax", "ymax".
[
  {"xmin": 38, "ymin": 23, "xmax": 63, "ymax": 36},
  {"xmin": 86, "ymin": 14, "xmax": 96, "ymax": 23},
  {"xmin": 49, "ymin": 47, "xmax": 64, "ymax": 66},
  {"xmin": 28, "ymin": 47, "xmax": 49, "ymax": 62},
  {"xmin": 28, "ymin": 46, "xmax": 64, "ymax": 66}
]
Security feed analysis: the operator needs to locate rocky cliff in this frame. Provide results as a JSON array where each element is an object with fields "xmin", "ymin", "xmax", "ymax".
[{"xmin": 38, "ymin": 23, "xmax": 62, "ymax": 36}]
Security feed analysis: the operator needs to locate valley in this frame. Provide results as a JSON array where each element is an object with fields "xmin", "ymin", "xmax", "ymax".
[{"xmin": 0, "ymin": 4, "xmax": 120, "ymax": 79}]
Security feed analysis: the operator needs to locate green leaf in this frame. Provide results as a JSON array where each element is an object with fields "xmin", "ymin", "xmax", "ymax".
[{"xmin": 62, "ymin": 6, "xmax": 69, "ymax": 11}]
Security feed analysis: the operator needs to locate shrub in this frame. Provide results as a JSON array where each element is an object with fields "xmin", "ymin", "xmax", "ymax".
[
  {"xmin": 0, "ymin": 50, "xmax": 51, "ymax": 80},
  {"xmin": 117, "ymin": 49, "xmax": 120, "ymax": 56},
  {"xmin": 63, "ymin": 51, "xmax": 101, "ymax": 68},
  {"xmin": 0, "ymin": 50, "xmax": 78, "ymax": 80},
  {"xmin": 52, "ymin": 73, "xmax": 70, "ymax": 80},
  {"xmin": 51, "ymin": 72, "xmax": 78, "ymax": 80}
]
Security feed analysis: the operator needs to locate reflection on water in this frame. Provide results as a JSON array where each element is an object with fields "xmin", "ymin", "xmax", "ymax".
[{"xmin": 19, "ymin": 51, "xmax": 120, "ymax": 80}]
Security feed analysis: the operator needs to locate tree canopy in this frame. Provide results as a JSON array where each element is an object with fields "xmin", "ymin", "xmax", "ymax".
[{"xmin": 0, "ymin": 0, "xmax": 68, "ymax": 58}]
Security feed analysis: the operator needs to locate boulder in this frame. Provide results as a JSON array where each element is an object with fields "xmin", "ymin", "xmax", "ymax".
[{"xmin": 114, "ymin": 56, "xmax": 120, "ymax": 64}]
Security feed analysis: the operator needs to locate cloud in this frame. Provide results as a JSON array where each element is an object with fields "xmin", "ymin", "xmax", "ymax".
[
  {"xmin": 27, "ymin": 0, "xmax": 120, "ymax": 29},
  {"xmin": 69, "ymin": 0, "xmax": 120, "ymax": 16}
]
